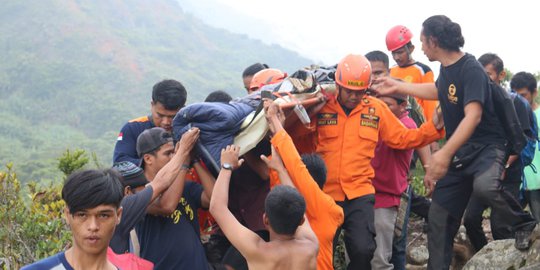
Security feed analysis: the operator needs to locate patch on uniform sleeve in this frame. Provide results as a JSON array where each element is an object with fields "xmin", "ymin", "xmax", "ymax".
[
  {"xmin": 361, "ymin": 114, "xmax": 379, "ymax": 129},
  {"xmin": 317, "ymin": 113, "xmax": 338, "ymax": 126},
  {"xmin": 117, "ymin": 132, "xmax": 123, "ymax": 141}
]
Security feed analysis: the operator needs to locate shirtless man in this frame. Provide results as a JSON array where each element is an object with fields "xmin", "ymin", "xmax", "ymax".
[{"xmin": 210, "ymin": 145, "xmax": 319, "ymax": 270}]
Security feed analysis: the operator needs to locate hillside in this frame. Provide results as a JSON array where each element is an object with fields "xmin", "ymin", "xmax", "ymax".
[
  {"xmin": 0, "ymin": 0, "xmax": 312, "ymax": 182},
  {"xmin": 176, "ymin": 0, "xmax": 283, "ymax": 49}
]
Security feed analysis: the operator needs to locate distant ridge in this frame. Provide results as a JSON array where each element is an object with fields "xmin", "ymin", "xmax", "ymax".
[{"xmin": 0, "ymin": 0, "xmax": 312, "ymax": 182}]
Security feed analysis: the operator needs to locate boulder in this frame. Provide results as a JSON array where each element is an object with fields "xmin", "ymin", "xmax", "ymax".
[
  {"xmin": 462, "ymin": 237, "xmax": 540, "ymax": 270},
  {"xmin": 452, "ymin": 226, "xmax": 475, "ymax": 269},
  {"xmin": 408, "ymin": 245, "xmax": 429, "ymax": 265},
  {"xmin": 406, "ymin": 263, "xmax": 427, "ymax": 270},
  {"xmin": 462, "ymin": 239, "xmax": 525, "ymax": 270}
]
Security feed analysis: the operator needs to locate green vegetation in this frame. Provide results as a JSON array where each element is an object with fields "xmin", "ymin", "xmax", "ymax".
[
  {"xmin": 410, "ymin": 161, "xmax": 428, "ymax": 196},
  {"xmin": 0, "ymin": 0, "xmax": 312, "ymax": 183},
  {"xmin": 0, "ymin": 149, "xmax": 91, "ymax": 269}
]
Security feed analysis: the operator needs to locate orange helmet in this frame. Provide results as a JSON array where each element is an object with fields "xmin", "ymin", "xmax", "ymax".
[
  {"xmin": 386, "ymin": 25, "xmax": 413, "ymax": 52},
  {"xmin": 249, "ymin": 68, "xmax": 287, "ymax": 91},
  {"xmin": 335, "ymin": 54, "xmax": 371, "ymax": 91}
]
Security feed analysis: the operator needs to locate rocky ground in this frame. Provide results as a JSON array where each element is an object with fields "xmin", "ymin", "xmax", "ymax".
[
  {"xmin": 405, "ymin": 215, "xmax": 483, "ymax": 270},
  {"xmin": 406, "ymin": 215, "xmax": 540, "ymax": 270},
  {"xmin": 331, "ymin": 214, "xmax": 491, "ymax": 269}
]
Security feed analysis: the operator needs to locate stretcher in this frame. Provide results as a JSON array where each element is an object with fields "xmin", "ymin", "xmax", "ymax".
[{"xmin": 178, "ymin": 69, "xmax": 334, "ymax": 177}]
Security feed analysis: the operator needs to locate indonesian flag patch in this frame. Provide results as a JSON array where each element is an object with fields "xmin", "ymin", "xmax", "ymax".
[{"xmin": 117, "ymin": 132, "xmax": 123, "ymax": 141}]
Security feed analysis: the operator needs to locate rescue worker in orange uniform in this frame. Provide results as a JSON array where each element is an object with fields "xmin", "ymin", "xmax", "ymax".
[
  {"xmin": 261, "ymin": 99, "xmax": 344, "ymax": 270},
  {"xmin": 294, "ymin": 54, "xmax": 444, "ymax": 269},
  {"xmin": 386, "ymin": 25, "xmax": 438, "ymax": 124}
]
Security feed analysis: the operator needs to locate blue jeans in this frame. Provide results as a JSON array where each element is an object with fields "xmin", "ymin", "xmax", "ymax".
[{"xmin": 391, "ymin": 187, "xmax": 411, "ymax": 270}]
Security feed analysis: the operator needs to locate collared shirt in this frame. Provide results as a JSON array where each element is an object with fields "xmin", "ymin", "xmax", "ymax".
[
  {"xmin": 371, "ymin": 112, "xmax": 415, "ymax": 208},
  {"xmin": 292, "ymin": 95, "xmax": 443, "ymax": 201}
]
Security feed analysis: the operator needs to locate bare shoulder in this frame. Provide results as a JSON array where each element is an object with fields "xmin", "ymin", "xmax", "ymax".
[{"xmin": 248, "ymin": 239, "xmax": 317, "ymax": 270}]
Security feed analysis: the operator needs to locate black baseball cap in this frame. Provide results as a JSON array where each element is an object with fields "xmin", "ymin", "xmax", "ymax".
[
  {"xmin": 136, "ymin": 127, "xmax": 173, "ymax": 158},
  {"xmin": 113, "ymin": 161, "xmax": 148, "ymax": 188}
]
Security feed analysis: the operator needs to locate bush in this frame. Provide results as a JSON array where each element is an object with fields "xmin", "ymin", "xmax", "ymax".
[
  {"xmin": 410, "ymin": 161, "xmax": 428, "ymax": 196},
  {"xmin": 0, "ymin": 149, "xmax": 89, "ymax": 269}
]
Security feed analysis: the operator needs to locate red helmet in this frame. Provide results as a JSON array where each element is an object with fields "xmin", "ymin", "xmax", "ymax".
[
  {"xmin": 386, "ymin": 25, "xmax": 413, "ymax": 52},
  {"xmin": 249, "ymin": 68, "xmax": 286, "ymax": 91},
  {"xmin": 335, "ymin": 54, "xmax": 371, "ymax": 91}
]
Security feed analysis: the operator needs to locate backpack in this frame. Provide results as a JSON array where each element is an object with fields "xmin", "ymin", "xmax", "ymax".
[
  {"xmin": 520, "ymin": 108, "xmax": 538, "ymax": 167},
  {"xmin": 490, "ymin": 81, "xmax": 527, "ymax": 155},
  {"xmin": 407, "ymin": 96, "xmax": 426, "ymax": 127},
  {"xmin": 509, "ymin": 92, "xmax": 539, "ymax": 167},
  {"xmin": 456, "ymin": 56, "xmax": 527, "ymax": 154}
]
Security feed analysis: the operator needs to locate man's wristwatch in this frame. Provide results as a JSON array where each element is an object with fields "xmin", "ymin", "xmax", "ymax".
[{"xmin": 222, "ymin": 163, "xmax": 233, "ymax": 170}]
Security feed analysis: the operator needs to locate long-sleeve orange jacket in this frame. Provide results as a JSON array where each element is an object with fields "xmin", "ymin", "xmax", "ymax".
[{"xmin": 293, "ymin": 95, "xmax": 443, "ymax": 201}]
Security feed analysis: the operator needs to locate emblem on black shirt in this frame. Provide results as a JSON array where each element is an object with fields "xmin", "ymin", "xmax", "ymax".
[{"xmin": 448, "ymin": 84, "xmax": 458, "ymax": 104}]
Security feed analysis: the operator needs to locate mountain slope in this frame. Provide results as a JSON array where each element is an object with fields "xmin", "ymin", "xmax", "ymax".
[{"xmin": 0, "ymin": 0, "xmax": 312, "ymax": 182}]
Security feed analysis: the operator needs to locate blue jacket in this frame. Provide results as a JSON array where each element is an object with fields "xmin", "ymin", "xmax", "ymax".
[
  {"xmin": 113, "ymin": 115, "xmax": 155, "ymax": 165},
  {"xmin": 173, "ymin": 102, "xmax": 254, "ymax": 167}
]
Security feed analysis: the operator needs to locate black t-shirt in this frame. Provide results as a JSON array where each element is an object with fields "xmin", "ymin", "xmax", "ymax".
[
  {"xmin": 136, "ymin": 181, "xmax": 208, "ymax": 270},
  {"xmin": 436, "ymin": 53, "xmax": 506, "ymax": 145},
  {"xmin": 110, "ymin": 186, "xmax": 153, "ymax": 254}
]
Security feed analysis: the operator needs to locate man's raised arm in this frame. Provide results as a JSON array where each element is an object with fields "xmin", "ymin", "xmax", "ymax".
[
  {"xmin": 147, "ymin": 128, "xmax": 199, "ymax": 215},
  {"xmin": 209, "ymin": 145, "xmax": 263, "ymax": 258},
  {"xmin": 374, "ymin": 77, "xmax": 439, "ymax": 100}
]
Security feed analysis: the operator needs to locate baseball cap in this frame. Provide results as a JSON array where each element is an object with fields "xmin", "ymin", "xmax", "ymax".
[
  {"xmin": 136, "ymin": 127, "xmax": 173, "ymax": 158},
  {"xmin": 113, "ymin": 161, "xmax": 148, "ymax": 188}
]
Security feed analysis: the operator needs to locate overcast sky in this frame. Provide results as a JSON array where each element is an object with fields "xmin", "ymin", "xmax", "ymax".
[{"xmin": 213, "ymin": 0, "xmax": 539, "ymax": 76}]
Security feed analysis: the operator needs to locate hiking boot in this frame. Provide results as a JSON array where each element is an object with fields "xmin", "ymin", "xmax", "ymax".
[{"xmin": 515, "ymin": 229, "xmax": 534, "ymax": 250}]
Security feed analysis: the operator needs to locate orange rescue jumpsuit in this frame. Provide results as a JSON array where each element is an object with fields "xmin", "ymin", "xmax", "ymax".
[{"xmin": 294, "ymin": 95, "xmax": 443, "ymax": 201}]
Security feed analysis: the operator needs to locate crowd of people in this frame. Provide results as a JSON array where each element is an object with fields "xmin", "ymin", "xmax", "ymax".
[{"xmin": 22, "ymin": 14, "xmax": 540, "ymax": 270}]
